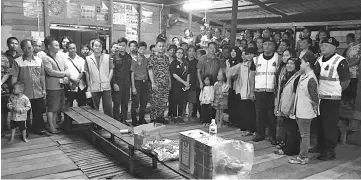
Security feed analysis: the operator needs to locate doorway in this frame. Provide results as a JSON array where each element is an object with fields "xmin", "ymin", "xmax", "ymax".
[{"xmin": 50, "ymin": 24, "xmax": 110, "ymax": 54}]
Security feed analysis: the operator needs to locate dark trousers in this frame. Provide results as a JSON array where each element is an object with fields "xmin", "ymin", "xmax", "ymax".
[
  {"xmin": 112, "ymin": 85, "xmax": 130, "ymax": 122},
  {"xmin": 131, "ymin": 80, "xmax": 149, "ymax": 124},
  {"xmin": 65, "ymin": 88, "xmax": 87, "ymax": 107},
  {"xmin": 201, "ymin": 104, "xmax": 213, "ymax": 123},
  {"xmin": 92, "ymin": 91, "xmax": 113, "ymax": 117},
  {"xmin": 191, "ymin": 88, "xmax": 201, "ymax": 117},
  {"xmin": 239, "ymin": 100, "xmax": 257, "ymax": 132},
  {"xmin": 2, "ymin": 95, "xmax": 9, "ymax": 134},
  {"xmin": 168, "ymin": 89, "xmax": 173, "ymax": 117},
  {"xmin": 172, "ymin": 87, "xmax": 186, "ymax": 117},
  {"xmin": 255, "ymin": 92, "xmax": 277, "ymax": 139},
  {"xmin": 281, "ymin": 118, "xmax": 300, "ymax": 156},
  {"xmin": 27, "ymin": 98, "xmax": 46, "ymax": 134},
  {"xmin": 315, "ymin": 99, "xmax": 341, "ymax": 151},
  {"xmin": 228, "ymin": 90, "xmax": 238, "ymax": 125}
]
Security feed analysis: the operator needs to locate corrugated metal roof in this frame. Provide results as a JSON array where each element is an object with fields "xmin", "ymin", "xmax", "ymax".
[{"xmin": 171, "ymin": 0, "xmax": 361, "ymax": 24}]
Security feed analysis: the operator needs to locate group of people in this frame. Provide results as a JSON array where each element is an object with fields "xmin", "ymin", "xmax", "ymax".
[{"xmin": 1, "ymin": 25, "xmax": 360, "ymax": 166}]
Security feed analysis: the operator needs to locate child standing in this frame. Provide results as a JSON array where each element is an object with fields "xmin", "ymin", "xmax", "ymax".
[
  {"xmin": 212, "ymin": 69, "xmax": 229, "ymax": 128},
  {"xmin": 199, "ymin": 75, "xmax": 214, "ymax": 126},
  {"xmin": 7, "ymin": 82, "xmax": 31, "ymax": 144}
]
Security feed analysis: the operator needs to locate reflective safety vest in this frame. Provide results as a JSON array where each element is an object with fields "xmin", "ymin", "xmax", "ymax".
[
  {"xmin": 318, "ymin": 53, "xmax": 344, "ymax": 100},
  {"xmin": 254, "ymin": 53, "xmax": 279, "ymax": 92}
]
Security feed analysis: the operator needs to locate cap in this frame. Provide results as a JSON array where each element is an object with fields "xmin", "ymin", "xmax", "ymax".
[
  {"xmin": 244, "ymin": 47, "xmax": 258, "ymax": 55},
  {"xmin": 321, "ymin": 37, "xmax": 339, "ymax": 47}
]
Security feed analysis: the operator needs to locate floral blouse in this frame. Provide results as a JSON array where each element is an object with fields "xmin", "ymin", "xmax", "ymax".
[{"xmin": 345, "ymin": 42, "xmax": 361, "ymax": 78}]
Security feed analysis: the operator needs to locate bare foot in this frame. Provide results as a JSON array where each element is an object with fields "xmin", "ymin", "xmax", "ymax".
[
  {"xmin": 8, "ymin": 139, "xmax": 14, "ymax": 144},
  {"xmin": 23, "ymin": 138, "xmax": 29, "ymax": 143}
]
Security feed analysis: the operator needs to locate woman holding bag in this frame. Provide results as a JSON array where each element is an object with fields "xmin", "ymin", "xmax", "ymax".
[{"xmin": 273, "ymin": 57, "xmax": 301, "ymax": 156}]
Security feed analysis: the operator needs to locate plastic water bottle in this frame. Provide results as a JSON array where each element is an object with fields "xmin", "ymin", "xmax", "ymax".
[{"xmin": 209, "ymin": 119, "xmax": 217, "ymax": 135}]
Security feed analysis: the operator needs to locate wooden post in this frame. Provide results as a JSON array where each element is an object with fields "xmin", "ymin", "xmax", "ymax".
[
  {"xmin": 292, "ymin": 26, "xmax": 297, "ymax": 48},
  {"xmin": 110, "ymin": 0, "xmax": 114, "ymax": 47},
  {"xmin": 355, "ymin": 71, "xmax": 361, "ymax": 111},
  {"xmin": 188, "ymin": 12, "xmax": 192, "ymax": 31},
  {"xmin": 43, "ymin": 0, "xmax": 50, "ymax": 37},
  {"xmin": 138, "ymin": 4, "xmax": 142, "ymax": 41},
  {"xmin": 230, "ymin": 0, "xmax": 238, "ymax": 46}
]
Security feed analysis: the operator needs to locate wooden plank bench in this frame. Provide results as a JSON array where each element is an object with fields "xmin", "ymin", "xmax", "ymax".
[
  {"xmin": 63, "ymin": 106, "xmax": 158, "ymax": 175},
  {"xmin": 338, "ymin": 108, "xmax": 361, "ymax": 145}
]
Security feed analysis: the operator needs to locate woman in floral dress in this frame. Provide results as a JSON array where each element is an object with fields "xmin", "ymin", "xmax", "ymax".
[
  {"xmin": 343, "ymin": 28, "xmax": 361, "ymax": 108},
  {"xmin": 148, "ymin": 39, "xmax": 172, "ymax": 124}
]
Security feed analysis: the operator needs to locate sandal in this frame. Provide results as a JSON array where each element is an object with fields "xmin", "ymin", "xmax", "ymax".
[
  {"xmin": 274, "ymin": 149, "xmax": 285, "ymax": 155},
  {"xmin": 288, "ymin": 156, "xmax": 309, "ymax": 165}
]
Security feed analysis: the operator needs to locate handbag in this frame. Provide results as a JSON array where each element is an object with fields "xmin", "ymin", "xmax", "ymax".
[{"xmin": 68, "ymin": 57, "xmax": 87, "ymax": 91}]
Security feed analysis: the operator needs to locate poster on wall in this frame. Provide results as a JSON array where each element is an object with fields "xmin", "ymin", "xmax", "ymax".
[
  {"xmin": 96, "ymin": 1, "xmax": 109, "ymax": 22},
  {"xmin": 126, "ymin": 25, "xmax": 138, "ymax": 41},
  {"xmin": 112, "ymin": 2, "xmax": 138, "ymax": 25},
  {"xmin": 48, "ymin": 0, "xmax": 65, "ymax": 17},
  {"xmin": 81, "ymin": 5, "xmax": 96, "ymax": 20},
  {"xmin": 23, "ymin": 0, "xmax": 43, "ymax": 18},
  {"xmin": 67, "ymin": 2, "xmax": 80, "ymax": 19},
  {"xmin": 141, "ymin": 10, "xmax": 153, "ymax": 24}
]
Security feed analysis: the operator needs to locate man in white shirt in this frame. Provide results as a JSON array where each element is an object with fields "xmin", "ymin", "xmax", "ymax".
[{"xmin": 65, "ymin": 42, "xmax": 87, "ymax": 107}]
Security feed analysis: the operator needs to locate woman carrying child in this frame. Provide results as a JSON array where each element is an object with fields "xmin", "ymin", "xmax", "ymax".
[{"xmin": 227, "ymin": 47, "xmax": 257, "ymax": 136}]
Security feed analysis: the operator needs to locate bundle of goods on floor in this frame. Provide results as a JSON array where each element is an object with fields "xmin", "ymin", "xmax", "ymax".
[{"xmin": 133, "ymin": 125, "xmax": 254, "ymax": 179}]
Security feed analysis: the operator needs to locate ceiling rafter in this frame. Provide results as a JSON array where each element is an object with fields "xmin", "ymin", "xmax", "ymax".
[{"xmin": 247, "ymin": 0, "xmax": 288, "ymax": 17}]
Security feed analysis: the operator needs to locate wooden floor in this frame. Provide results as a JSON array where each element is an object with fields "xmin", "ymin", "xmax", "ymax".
[
  {"xmin": 1, "ymin": 131, "xmax": 127, "ymax": 179},
  {"xmin": 2, "ymin": 122, "xmax": 361, "ymax": 179}
]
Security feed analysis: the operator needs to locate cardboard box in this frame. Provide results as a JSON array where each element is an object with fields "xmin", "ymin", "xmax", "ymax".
[
  {"xmin": 179, "ymin": 129, "xmax": 210, "ymax": 175},
  {"xmin": 194, "ymin": 136, "xmax": 224, "ymax": 179},
  {"xmin": 133, "ymin": 123, "xmax": 165, "ymax": 149}
]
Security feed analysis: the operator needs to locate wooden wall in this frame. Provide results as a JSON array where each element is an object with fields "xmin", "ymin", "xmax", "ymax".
[
  {"xmin": 140, "ymin": 5, "xmax": 161, "ymax": 46},
  {"xmin": 1, "ymin": 0, "xmax": 44, "ymax": 52},
  {"xmin": 167, "ymin": 21, "xmax": 203, "ymax": 44}
]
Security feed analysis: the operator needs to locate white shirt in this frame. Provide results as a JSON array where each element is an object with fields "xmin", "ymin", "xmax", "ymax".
[
  {"xmin": 66, "ymin": 54, "xmax": 86, "ymax": 91},
  {"xmin": 299, "ymin": 49, "xmax": 307, "ymax": 59},
  {"xmin": 199, "ymin": 86, "xmax": 214, "ymax": 105}
]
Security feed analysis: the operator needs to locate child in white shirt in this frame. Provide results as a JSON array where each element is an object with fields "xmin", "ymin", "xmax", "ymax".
[{"xmin": 199, "ymin": 75, "xmax": 214, "ymax": 126}]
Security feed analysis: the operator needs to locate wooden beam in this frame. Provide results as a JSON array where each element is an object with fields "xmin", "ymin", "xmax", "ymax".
[
  {"xmin": 225, "ymin": 20, "xmax": 361, "ymax": 29},
  {"xmin": 248, "ymin": 0, "xmax": 287, "ymax": 18},
  {"xmin": 110, "ymin": 0, "xmax": 114, "ymax": 47},
  {"xmin": 43, "ymin": 0, "xmax": 50, "ymax": 37},
  {"xmin": 191, "ymin": 12, "xmax": 225, "ymax": 26},
  {"xmin": 230, "ymin": 0, "xmax": 238, "ymax": 46},
  {"xmin": 188, "ymin": 12, "xmax": 192, "ymax": 31}
]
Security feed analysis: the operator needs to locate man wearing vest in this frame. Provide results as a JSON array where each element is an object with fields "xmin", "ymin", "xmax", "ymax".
[
  {"xmin": 310, "ymin": 37, "xmax": 350, "ymax": 161},
  {"xmin": 252, "ymin": 39, "xmax": 279, "ymax": 145}
]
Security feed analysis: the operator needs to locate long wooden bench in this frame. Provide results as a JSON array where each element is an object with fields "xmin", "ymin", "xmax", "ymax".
[
  {"xmin": 338, "ymin": 108, "xmax": 361, "ymax": 145},
  {"xmin": 63, "ymin": 106, "xmax": 158, "ymax": 175}
]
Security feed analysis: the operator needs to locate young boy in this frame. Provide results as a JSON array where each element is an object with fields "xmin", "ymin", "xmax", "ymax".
[
  {"xmin": 131, "ymin": 41, "xmax": 149, "ymax": 126},
  {"xmin": 7, "ymin": 82, "xmax": 31, "ymax": 144}
]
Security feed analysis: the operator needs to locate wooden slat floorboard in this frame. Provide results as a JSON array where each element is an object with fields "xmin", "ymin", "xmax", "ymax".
[
  {"xmin": 32, "ymin": 170, "xmax": 84, "ymax": 179},
  {"xmin": 2, "ymin": 163, "xmax": 79, "ymax": 179},
  {"xmin": 1, "ymin": 142, "xmax": 57, "ymax": 154}
]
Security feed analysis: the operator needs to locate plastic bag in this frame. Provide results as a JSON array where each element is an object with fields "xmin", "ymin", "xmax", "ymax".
[
  {"xmin": 142, "ymin": 139, "xmax": 179, "ymax": 162},
  {"xmin": 212, "ymin": 140, "xmax": 254, "ymax": 180}
]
